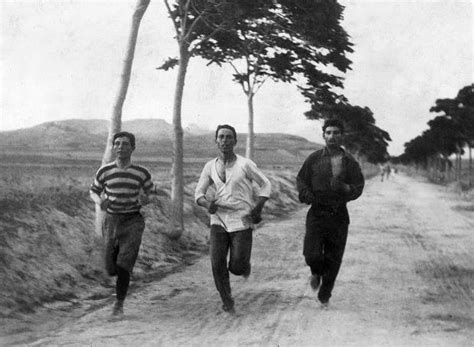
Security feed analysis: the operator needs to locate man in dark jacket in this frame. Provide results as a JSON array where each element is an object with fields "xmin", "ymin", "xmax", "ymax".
[{"xmin": 296, "ymin": 119, "xmax": 364, "ymax": 308}]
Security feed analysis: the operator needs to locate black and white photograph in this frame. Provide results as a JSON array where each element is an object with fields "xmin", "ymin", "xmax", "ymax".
[{"xmin": 1, "ymin": 0, "xmax": 473, "ymax": 345}]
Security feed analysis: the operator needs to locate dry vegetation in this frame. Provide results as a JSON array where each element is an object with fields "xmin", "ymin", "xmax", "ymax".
[{"xmin": 0, "ymin": 158, "xmax": 301, "ymax": 316}]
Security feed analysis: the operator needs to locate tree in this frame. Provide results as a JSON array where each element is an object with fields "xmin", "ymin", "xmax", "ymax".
[
  {"xmin": 428, "ymin": 116, "xmax": 464, "ymax": 179},
  {"xmin": 198, "ymin": 0, "xmax": 352, "ymax": 160},
  {"xmin": 305, "ymin": 101, "xmax": 391, "ymax": 164},
  {"xmin": 95, "ymin": 0, "xmax": 150, "ymax": 237},
  {"xmin": 160, "ymin": 0, "xmax": 270, "ymax": 239},
  {"xmin": 403, "ymin": 134, "xmax": 437, "ymax": 169},
  {"xmin": 430, "ymin": 84, "xmax": 474, "ymax": 185},
  {"xmin": 102, "ymin": 0, "xmax": 150, "ymax": 164},
  {"xmin": 401, "ymin": 116, "xmax": 464, "ymax": 181}
]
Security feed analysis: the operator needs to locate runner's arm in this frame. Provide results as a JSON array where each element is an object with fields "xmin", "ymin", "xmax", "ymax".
[
  {"xmin": 90, "ymin": 174, "xmax": 109, "ymax": 210},
  {"xmin": 344, "ymin": 159, "xmax": 365, "ymax": 201},
  {"xmin": 195, "ymin": 162, "xmax": 217, "ymax": 213},
  {"xmin": 296, "ymin": 157, "xmax": 316, "ymax": 204}
]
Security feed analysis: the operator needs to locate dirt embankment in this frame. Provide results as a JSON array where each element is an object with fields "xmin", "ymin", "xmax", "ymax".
[{"xmin": 0, "ymin": 169, "xmax": 300, "ymax": 317}]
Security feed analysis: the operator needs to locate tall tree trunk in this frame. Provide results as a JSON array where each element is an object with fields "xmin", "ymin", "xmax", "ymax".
[
  {"xmin": 95, "ymin": 0, "xmax": 150, "ymax": 237},
  {"xmin": 459, "ymin": 152, "xmax": 462, "ymax": 181},
  {"xmin": 102, "ymin": 0, "xmax": 150, "ymax": 164},
  {"xmin": 245, "ymin": 92, "xmax": 255, "ymax": 160},
  {"xmin": 169, "ymin": 45, "xmax": 190, "ymax": 240},
  {"xmin": 469, "ymin": 145, "xmax": 472, "ymax": 187}
]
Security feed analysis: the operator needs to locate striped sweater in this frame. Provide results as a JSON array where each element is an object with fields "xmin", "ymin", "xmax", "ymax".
[{"xmin": 90, "ymin": 162, "xmax": 153, "ymax": 214}]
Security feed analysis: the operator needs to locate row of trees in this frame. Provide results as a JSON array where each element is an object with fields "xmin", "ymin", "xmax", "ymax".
[
  {"xmin": 398, "ymin": 84, "xmax": 474, "ymax": 185},
  {"xmin": 99, "ymin": 0, "xmax": 390, "ymax": 239}
]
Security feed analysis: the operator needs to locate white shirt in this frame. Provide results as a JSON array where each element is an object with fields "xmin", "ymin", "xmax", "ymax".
[{"xmin": 195, "ymin": 155, "xmax": 271, "ymax": 232}]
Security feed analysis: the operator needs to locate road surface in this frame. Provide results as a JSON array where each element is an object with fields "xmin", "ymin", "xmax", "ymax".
[{"xmin": 3, "ymin": 173, "xmax": 473, "ymax": 346}]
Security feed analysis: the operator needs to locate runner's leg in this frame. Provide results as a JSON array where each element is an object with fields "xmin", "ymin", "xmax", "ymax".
[
  {"xmin": 228, "ymin": 228, "xmax": 252, "ymax": 276},
  {"xmin": 210, "ymin": 225, "xmax": 233, "ymax": 310},
  {"xmin": 303, "ymin": 209, "xmax": 325, "ymax": 276},
  {"xmin": 318, "ymin": 223, "xmax": 348, "ymax": 303}
]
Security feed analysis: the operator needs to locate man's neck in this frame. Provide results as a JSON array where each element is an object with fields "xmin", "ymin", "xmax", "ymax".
[
  {"xmin": 115, "ymin": 158, "xmax": 132, "ymax": 168},
  {"xmin": 218, "ymin": 152, "xmax": 236, "ymax": 164},
  {"xmin": 326, "ymin": 146, "xmax": 343, "ymax": 156}
]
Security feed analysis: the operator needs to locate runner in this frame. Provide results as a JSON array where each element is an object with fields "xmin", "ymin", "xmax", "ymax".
[
  {"xmin": 90, "ymin": 131, "xmax": 160, "ymax": 316},
  {"xmin": 296, "ymin": 119, "xmax": 364, "ymax": 308},
  {"xmin": 195, "ymin": 124, "xmax": 271, "ymax": 313}
]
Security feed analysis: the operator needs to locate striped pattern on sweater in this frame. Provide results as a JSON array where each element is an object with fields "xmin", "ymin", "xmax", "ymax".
[{"xmin": 91, "ymin": 162, "xmax": 153, "ymax": 214}]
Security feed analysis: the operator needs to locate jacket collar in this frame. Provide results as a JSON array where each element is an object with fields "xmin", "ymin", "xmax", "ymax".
[{"xmin": 322, "ymin": 146, "xmax": 347, "ymax": 157}]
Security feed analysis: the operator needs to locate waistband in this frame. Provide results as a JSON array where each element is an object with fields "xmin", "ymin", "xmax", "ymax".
[
  {"xmin": 312, "ymin": 203, "xmax": 345, "ymax": 214},
  {"xmin": 106, "ymin": 211, "xmax": 141, "ymax": 217}
]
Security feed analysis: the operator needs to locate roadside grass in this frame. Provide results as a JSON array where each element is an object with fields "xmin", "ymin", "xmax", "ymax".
[
  {"xmin": 0, "ymin": 160, "xmax": 303, "ymax": 315},
  {"xmin": 0, "ymin": 148, "xmax": 379, "ymax": 315}
]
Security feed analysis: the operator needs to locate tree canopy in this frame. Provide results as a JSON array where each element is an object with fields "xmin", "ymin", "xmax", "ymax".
[
  {"xmin": 193, "ymin": 0, "xmax": 353, "ymax": 159},
  {"xmin": 398, "ymin": 84, "xmax": 473, "ymax": 185},
  {"xmin": 305, "ymin": 100, "xmax": 391, "ymax": 163},
  {"xmin": 159, "ymin": 0, "xmax": 286, "ymax": 238}
]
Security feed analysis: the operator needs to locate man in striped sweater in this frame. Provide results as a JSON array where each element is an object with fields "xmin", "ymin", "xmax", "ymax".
[{"xmin": 90, "ymin": 131, "xmax": 157, "ymax": 316}]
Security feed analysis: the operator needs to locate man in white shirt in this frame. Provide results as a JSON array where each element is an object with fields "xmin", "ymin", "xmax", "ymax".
[{"xmin": 195, "ymin": 124, "xmax": 271, "ymax": 313}]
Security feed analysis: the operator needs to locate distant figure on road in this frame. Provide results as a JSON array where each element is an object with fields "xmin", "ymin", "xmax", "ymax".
[
  {"xmin": 90, "ymin": 131, "xmax": 159, "ymax": 316},
  {"xmin": 296, "ymin": 119, "xmax": 364, "ymax": 308},
  {"xmin": 380, "ymin": 162, "xmax": 391, "ymax": 181},
  {"xmin": 195, "ymin": 124, "xmax": 271, "ymax": 313}
]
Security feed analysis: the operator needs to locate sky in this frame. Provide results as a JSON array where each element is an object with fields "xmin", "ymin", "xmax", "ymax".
[{"xmin": 1, "ymin": 0, "xmax": 472, "ymax": 155}]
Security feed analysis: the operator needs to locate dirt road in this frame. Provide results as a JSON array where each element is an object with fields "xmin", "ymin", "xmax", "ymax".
[{"xmin": 3, "ymin": 173, "xmax": 474, "ymax": 346}]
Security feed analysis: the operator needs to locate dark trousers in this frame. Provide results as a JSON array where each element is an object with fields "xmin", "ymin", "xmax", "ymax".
[
  {"xmin": 103, "ymin": 212, "xmax": 144, "ymax": 302},
  {"xmin": 103, "ymin": 212, "xmax": 145, "ymax": 275},
  {"xmin": 210, "ymin": 225, "xmax": 252, "ymax": 306},
  {"xmin": 303, "ymin": 206, "xmax": 349, "ymax": 302}
]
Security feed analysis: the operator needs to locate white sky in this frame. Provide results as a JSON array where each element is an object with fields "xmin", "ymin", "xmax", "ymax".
[{"xmin": 1, "ymin": 0, "xmax": 472, "ymax": 155}]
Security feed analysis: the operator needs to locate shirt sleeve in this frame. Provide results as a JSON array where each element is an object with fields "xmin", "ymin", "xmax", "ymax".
[
  {"xmin": 296, "ymin": 155, "xmax": 316, "ymax": 204},
  {"xmin": 345, "ymin": 157, "xmax": 365, "ymax": 202},
  {"xmin": 90, "ymin": 169, "xmax": 104, "ymax": 195},
  {"xmin": 142, "ymin": 169, "xmax": 153, "ymax": 194},
  {"xmin": 245, "ymin": 160, "xmax": 271, "ymax": 198},
  {"xmin": 194, "ymin": 161, "xmax": 212, "ymax": 203}
]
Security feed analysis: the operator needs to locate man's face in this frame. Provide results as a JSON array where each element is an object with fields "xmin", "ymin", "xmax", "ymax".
[
  {"xmin": 216, "ymin": 128, "xmax": 236, "ymax": 154},
  {"xmin": 113, "ymin": 136, "xmax": 134, "ymax": 160},
  {"xmin": 323, "ymin": 126, "xmax": 343, "ymax": 149}
]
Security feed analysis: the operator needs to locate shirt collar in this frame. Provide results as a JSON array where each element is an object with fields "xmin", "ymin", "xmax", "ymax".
[{"xmin": 322, "ymin": 146, "xmax": 346, "ymax": 157}]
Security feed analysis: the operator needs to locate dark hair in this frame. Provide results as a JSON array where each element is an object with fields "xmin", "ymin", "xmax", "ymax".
[
  {"xmin": 322, "ymin": 119, "xmax": 344, "ymax": 134},
  {"xmin": 113, "ymin": 131, "xmax": 136, "ymax": 149},
  {"xmin": 215, "ymin": 124, "xmax": 237, "ymax": 141}
]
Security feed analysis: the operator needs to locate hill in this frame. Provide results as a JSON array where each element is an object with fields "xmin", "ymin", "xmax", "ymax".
[{"xmin": 0, "ymin": 119, "xmax": 322, "ymax": 165}]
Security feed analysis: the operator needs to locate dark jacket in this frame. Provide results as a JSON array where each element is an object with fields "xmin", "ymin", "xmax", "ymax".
[{"xmin": 296, "ymin": 147, "xmax": 364, "ymax": 217}]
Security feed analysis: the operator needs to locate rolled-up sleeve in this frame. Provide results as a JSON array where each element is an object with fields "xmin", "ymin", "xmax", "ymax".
[
  {"xmin": 194, "ymin": 162, "xmax": 212, "ymax": 203},
  {"xmin": 246, "ymin": 161, "xmax": 271, "ymax": 198}
]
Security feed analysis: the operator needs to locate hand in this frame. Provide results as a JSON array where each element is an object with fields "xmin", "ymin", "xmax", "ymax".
[
  {"xmin": 330, "ymin": 177, "xmax": 349, "ymax": 193},
  {"xmin": 306, "ymin": 192, "xmax": 316, "ymax": 205},
  {"xmin": 138, "ymin": 194, "xmax": 150, "ymax": 206},
  {"xmin": 244, "ymin": 208, "xmax": 262, "ymax": 224},
  {"xmin": 100, "ymin": 198, "xmax": 110, "ymax": 211},
  {"xmin": 208, "ymin": 200, "xmax": 218, "ymax": 214}
]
